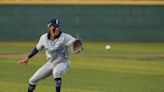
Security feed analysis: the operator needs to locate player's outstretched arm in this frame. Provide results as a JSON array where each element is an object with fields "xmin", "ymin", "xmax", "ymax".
[{"xmin": 18, "ymin": 47, "xmax": 39, "ymax": 65}]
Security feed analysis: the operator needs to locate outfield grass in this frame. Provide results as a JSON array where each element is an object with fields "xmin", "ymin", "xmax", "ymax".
[{"xmin": 0, "ymin": 42, "xmax": 164, "ymax": 92}]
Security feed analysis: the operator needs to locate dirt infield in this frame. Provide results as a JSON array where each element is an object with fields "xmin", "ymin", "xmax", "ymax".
[
  {"xmin": 0, "ymin": 53, "xmax": 45, "ymax": 59},
  {"xmin": 0, "ymin": 54, "xmax": 26, "ymax": 58}
]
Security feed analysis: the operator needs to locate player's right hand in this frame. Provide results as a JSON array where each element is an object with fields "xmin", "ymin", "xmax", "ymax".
[{"xmin": 18, "ymin": 57, "xmax": 29, "ymax": 65}]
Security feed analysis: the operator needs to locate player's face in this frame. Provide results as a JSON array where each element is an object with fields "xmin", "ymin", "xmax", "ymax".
[{"xmin": 49, "ymin": 26, "xmax": 60, "ymax": 38}]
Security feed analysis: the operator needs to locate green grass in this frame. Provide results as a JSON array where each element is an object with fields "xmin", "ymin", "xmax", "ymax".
[{"xmin": 0, "ymin": 42, "xmax": 164, "ymax": 92}]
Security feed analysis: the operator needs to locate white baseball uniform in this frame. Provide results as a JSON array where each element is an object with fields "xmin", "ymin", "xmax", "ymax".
[{"xmin": 29, "ymin": 32, "xmax": 75, "ymax": 85}]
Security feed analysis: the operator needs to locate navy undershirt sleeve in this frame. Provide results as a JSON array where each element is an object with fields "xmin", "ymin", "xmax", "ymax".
[{"xmin": 28, "ymin": 47, "xmax": 38, "ymax": 59}]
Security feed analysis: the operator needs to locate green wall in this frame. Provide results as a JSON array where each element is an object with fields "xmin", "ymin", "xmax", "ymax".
[{"xmin": 0, "ymin": 5, "xmax": 164, "ymax": 41}]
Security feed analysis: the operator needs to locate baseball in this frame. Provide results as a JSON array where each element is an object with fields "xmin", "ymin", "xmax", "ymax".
[{"xmin": 105, "ymin": 45, "xmax": 111, "ymax": 50}]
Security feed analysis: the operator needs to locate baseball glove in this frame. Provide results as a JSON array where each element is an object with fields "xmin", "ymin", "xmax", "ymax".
[{"xmin": 72, "ymin": 39, "xmax": 83, "ymax": 54}]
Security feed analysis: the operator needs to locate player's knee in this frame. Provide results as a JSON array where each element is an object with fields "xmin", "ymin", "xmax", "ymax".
[
  {"xmin": 53, "ymin": 71, "xmax": 62, "ymax": 78},
  {"xmin": 29, "ymin": 77, "xmax": 38, "ymax": 85}
]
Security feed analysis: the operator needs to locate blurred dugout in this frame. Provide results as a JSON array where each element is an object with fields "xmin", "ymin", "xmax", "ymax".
[{"xmin": 0, "ymin": 0, "xmax": 164, "ymax": 41}]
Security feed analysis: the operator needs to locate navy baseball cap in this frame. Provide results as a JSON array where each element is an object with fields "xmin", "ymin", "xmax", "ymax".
[{"xmin": 47, "ymin": 18, "xmax": 60, "ymax": 27}]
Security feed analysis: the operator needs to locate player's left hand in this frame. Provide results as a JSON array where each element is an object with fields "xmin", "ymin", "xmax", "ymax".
[{"xmin": 72, "ymin": 39, "xmax": 83, "ymax": 54}]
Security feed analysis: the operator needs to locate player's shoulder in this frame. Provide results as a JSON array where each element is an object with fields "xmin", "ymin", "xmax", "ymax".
[
  {"xmin": 61, "ymin": 32, "xmax": 75, "ymax": 42},
  {"xmin": 39, "ymin": 33, "xmax": 48, "ymax": 40},
  {"xmin": 61, "ymin": 32, "xmax": 73, "ymax": 38}
]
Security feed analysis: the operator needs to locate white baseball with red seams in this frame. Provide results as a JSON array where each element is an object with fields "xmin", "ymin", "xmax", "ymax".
[{"xmin": 105, "ymin": 45, "xmax": 111, "ymax": 50}]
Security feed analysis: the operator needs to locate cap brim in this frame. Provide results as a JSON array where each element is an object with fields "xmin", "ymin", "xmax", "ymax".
[{"xmin": 47, "ymin": 23, "xmax": 60, "ymax": 27}]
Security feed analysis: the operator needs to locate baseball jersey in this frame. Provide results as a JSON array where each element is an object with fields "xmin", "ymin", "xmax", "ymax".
[{"xmin": 36, "ymin": 32, "xmax": 75, "ymax": 62}]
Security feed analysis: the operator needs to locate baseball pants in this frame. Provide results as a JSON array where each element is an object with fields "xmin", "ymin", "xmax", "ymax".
[{"xmin": 29, "ymin": 61, "xmax": 69, "ymax": 85}]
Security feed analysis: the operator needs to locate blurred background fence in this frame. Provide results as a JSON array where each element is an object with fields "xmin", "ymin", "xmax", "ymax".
[{"xmin": 0, "ymin": 0, "xmax": 164, "ymax": 41}]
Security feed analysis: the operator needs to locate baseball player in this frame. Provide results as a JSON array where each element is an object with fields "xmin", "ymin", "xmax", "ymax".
[{"xmin": 18, "ymin": 18, "xmax": 83, "ymax": 92}]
